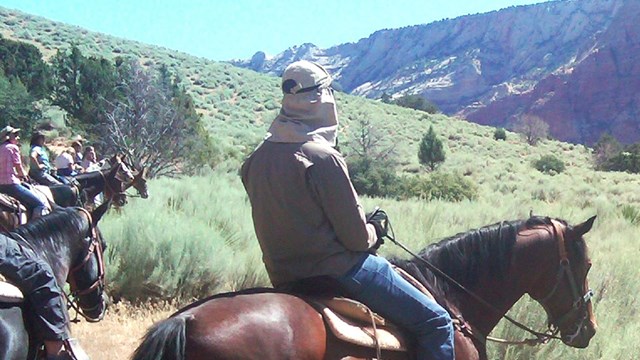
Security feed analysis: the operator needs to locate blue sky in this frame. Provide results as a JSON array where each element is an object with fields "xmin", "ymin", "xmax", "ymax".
[{"xmin": 0, "ymin": 0, "xmax": 551, "ymax": 61}]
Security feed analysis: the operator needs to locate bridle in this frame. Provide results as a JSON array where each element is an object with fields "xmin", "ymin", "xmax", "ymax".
[
  {"xmin": 65, "ymin": 207, "xmax": 107, "ymax": 323},
  {"xmin": 105, "ymin": 155, "xmax": 148, "ymax": 199},
  {"xmin": 100, "ymin": 162, "xmax": 132, "ymax": 206},
  {"xmin": 123, "ymin": 163, "xmax": 148, "ymax": 199},
  {"xmin": 382, "ymin": 217, "xmax": 593, "ymax": 346},
  {"xmin": 534, "ymin": 220, "xmax": 594, "ymax": 342}
]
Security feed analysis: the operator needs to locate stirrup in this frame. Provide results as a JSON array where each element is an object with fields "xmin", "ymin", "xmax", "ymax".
[{"xmin": 63, "ymin": 338, "xmax": 90, "ymax": 360}]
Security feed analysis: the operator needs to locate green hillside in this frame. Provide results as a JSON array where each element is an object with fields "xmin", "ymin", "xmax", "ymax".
[
  {"xmin": 3, "ymin": 5, "xmax": 640, "ymax": 203},
  {"xmin": 2, "ymin": 6, "xmax": 639, "ymax": 359}
]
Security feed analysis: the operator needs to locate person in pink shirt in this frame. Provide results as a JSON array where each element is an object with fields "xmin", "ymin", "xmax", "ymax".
[{"xmin": 0, "ymin": 126, "xmax": 47, "ymax": 219}]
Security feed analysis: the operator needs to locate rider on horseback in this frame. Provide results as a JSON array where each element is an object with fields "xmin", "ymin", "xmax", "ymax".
[
  {"xmin": 241, "ymin": 61, "xmax": 455, "ymax": 360},
  {"xmin": 0, "ymin": 231, "xmax": 89, "ymax": 360},
  {"xmin": 29, "ymin": 131, "xmax": 68, "ymax": 186},
  {"xmin": 0, "ymin": 126, "xmax": 48, "ymax": 219}
]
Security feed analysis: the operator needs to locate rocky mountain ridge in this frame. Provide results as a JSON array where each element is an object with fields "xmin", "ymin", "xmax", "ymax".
[{"xmin": 232, "ymin": 0, "xmax": 640, "ymax": 145}]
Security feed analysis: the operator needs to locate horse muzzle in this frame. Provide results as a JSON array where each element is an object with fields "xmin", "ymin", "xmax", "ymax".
[
  {"xmin": 81, "ymin": 292, "xmax": 109, "ymax": 322},
  {"xmin": 561, "ymin": 316, "xmax": 597, "ymax": 348}
]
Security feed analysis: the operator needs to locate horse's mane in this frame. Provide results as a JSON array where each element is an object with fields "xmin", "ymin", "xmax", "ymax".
[
  {"xmin": 74, "ymin": 168, "xmax": 107, "ymax": 185},
  {"xmin": 74, "ymin": 170, "xmax": 102, "ymax": 181},
  {"xmin": 11, "ymin": 208, "xmax": 89, "ymax": 250},
  {"xmin": 391, "ymin": 216, "xmax": 562, "ymax": 301}
]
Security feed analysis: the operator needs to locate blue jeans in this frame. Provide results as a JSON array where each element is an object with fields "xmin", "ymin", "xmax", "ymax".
[
  {"xmin": 334, "ymin": 254, "xmax": 455, "ymax": 360},
  {"xmin": 28, "ymin": 169, "xmax": 62, "ymax": 186},
  {"xmin": 0, "ymin": 183, "xmax": 46, "ymax": 215}
]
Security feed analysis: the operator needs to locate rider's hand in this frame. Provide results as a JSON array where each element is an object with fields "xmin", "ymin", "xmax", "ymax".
[{"xmin": 367, "ymin": 208, "xmax": 389, "ymax": 249}]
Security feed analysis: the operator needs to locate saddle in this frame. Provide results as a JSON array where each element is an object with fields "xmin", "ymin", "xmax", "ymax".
[
  {"xmin": 313, "ymin": 297, "xmax": 409, "ymax": 351},
  {"xmin": 0, "ymin": 273, "xmax": 24, "ymax": 303},
  {"xmin": 297, "ymin": 266, "xmax": 435, "ymax": 353},
  {"xmin": 0, "ymin": 185, "xmax": 52, "ymax": 223},
  {"xmin": 0, "ymin": 193, "xmax": 27, "ymax": 214},
  {"xmin": 33, "ymin": 185, "xmax": 57, "ymax": 207}
]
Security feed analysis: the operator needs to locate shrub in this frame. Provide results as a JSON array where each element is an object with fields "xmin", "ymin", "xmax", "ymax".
[
  {"xmin": 515, "ymin": 114, "xmax": 549, "ymax": 146},
  {"xmin": 594, "ymin": 133, "xmax": 622, "ymax": 169},
  {"xmin": 348, "ymin": 157, "xmax": 399, "ymax": 198},
  {"xmin": 397, "ymin": 172, "xmax": 478, "ymax": 202},
  {"xmin": 494, "ymin": 128, "xmax": 507, "ymax": 141},
  {"xmin": 621, "ymin": 205, "xmax": 640, "ymax": 225},
  {"xmin": 393, "ymin": 94, "xmax": 439, "ymax": 114},
  {"xmin": 601, "ymin": 143, "xmax": 640, "ymax": 173},
  {"xmin": 533, "ymin": 155, "xmax": 565, "ymax": 175}
]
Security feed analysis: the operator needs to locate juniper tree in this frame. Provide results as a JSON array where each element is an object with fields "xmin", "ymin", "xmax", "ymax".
[{"xmin": 418, "ymin": 125, "xmax": 445, "ymax": 171}]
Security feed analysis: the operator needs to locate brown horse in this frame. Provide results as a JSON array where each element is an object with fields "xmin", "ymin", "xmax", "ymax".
[
  {"xmin": 75, "ymin": 157, "xmax": 134, "ymax": 208},
  {"xmin": 125, "ymin": 165, "xmax": 149, "ymax": 200},
  {"xmin": 98, "ymin": 154, "xmax": 149, "ymax": 200},
  {"xmin": 0, "ymin": 157, "xmax": 133, "ymax": 231},
  {"xmin": 0, "ymin": 186, "xmax": 53, "ymax": 232},
  {"xmin": 0, "ymin": 194, "xmax": 26, "ymax": 231},
  {"xmin": 131, "ymin": 216, "xmax": 597, "ymax": 360}
]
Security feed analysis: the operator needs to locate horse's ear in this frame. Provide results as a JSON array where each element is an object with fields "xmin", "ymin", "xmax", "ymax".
[
  {"xmin": 91, "ymin": 200, "xmax": 111, "ymax": 224},
  {"xmin": 574, "ymin": 215, "xmax": 596, "ymax": 237}
]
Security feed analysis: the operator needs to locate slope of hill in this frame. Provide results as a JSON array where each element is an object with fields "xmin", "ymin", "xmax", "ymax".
[
  {"xmin": 2, "ymin": 7, "xmax": 640, "ymax": 360},
  {"xmin": 231, "ymin": 0, "xmax": 640, "ymax": 145},
  {"xmin": 2, "ymin": 4, "xmax": 640, "ymax": 206}
]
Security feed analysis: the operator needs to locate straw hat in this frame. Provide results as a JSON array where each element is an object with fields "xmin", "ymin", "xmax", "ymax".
[{"xmin": 0, "ymin": 126, "xmax": 20, "ymax": 140}]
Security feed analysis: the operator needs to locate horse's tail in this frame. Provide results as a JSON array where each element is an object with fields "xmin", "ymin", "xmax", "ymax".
[{"xmin": 130, "ymin": 313, "xmax": 192, "ymax": 360}]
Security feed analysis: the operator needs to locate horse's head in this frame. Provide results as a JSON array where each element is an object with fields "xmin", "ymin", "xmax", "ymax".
[
  {"xmin": 101, "ymin": 152, "xmax": 149, "ymax": 201},
  {"xmin": 104, "ymin": 161, "xmax": 134, "ymax": 207},
  {"xmin": 66, "ymin": 204, "xmax": 110, "ymax": 322},
  {"xmin": 130, "ymin": 166, "xmax": 149, "ymax": 199},
  {"xmin": 528, "ymin": 216, "xmax": 597, "ymax": 348}
]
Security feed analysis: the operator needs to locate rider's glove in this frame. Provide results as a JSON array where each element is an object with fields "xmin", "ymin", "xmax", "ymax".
[{"xmin": 366, "ymin": 208, "xmax": 389, "ymax": 249}]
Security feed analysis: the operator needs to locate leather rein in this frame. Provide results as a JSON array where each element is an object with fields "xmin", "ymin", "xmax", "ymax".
[
  {"xmin": 533, "ymin": 220, "xmax": 594, "ymax": 343},
  {"xmin": 65, "ymin": 207, "xmax": 107, "ymax": 323},
  {"xmin": 8, "ymin": 208, "xmax": 106, "ymax": 322},
  {"xmin": 383, "ymin": 219, "xmax": 593, "ymax": 346}
]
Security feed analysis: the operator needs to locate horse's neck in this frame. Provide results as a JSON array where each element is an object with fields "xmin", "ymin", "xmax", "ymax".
[
  {"xmin": 454, "ymin": 267, "xmax": 527, "ymax": 336},
  {"xmin": 29, "ymin": 237, "xmax": 74, "ymax": 286},
  {"xmin": 77, "ymin": 172, "xmax": 105, "ymax": 188},
  {"xmin": 77, "ymin": 172, "xmax": 106, "ymax": 198},
  {"xmin": 456, "ymin": 228, "xmax": 555, "ymax": 336},
  {"xmin": 102, "ymin": 166, "xmax": 122, "ymax": 196}
]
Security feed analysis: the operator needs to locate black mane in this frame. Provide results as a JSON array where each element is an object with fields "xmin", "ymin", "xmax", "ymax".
[
  {"xmin": 74, "ymin": 169, "xmax": 106, "ymax": 188},
  {"xmin": 391, "ymin": 216, "xmax": 562, "ymax": 301},
  {"xmin": 11, "ymin": 208, "xmax": 89, "ymax": 255}
]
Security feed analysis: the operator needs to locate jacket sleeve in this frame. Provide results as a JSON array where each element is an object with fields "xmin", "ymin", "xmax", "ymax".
[{"xmin": 307, "ymin": 152, "xmax": 378, "ymax": 251}]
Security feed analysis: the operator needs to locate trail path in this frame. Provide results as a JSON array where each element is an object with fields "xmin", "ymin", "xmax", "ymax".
[{"xmin": 72, "ymin": 302, "xmax": 176, "ymax": 360}]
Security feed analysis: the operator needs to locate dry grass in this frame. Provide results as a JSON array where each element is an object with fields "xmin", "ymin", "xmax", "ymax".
[{"xmin": 71, "ymin": 301, "xmax": 177, "ymax": 360}]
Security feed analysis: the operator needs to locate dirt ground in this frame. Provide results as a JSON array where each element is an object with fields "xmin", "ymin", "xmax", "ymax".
[{"xmin": 71, "ymin": 301, "xmax": 177, "ymax": 360}]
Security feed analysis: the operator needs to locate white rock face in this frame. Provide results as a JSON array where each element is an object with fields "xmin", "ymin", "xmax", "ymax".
[{"xmin": 230, "ymin": 0, "xmax": 622, "ymax": 115}]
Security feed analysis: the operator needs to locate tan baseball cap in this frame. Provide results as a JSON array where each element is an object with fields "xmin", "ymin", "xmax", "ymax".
[{"xmin": 281, "ymin": 60, "xmax": 332, "ymax": 95}]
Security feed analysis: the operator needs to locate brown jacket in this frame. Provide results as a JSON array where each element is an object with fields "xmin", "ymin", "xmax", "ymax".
[{"xmin": 241, "ymin": 140, "xmax": 378, "ymax": 286}]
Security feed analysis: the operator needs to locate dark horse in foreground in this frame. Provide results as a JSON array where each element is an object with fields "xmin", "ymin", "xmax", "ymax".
[
  {"xmin": 0, "ymin": 202, "xmax": 110, "ymax": 359},
  {"xmin": 132, "ymin": 216, "xmax": 597, "ymax": 360}
]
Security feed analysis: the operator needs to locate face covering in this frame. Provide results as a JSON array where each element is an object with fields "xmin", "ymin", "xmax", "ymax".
[
  {"xmin": 265, "ymin": 60, "xmax": 339, "ymax": 147},
  {"xmin": 266, "ymin": 85, "xmax": 338, "ymax": 147}
]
